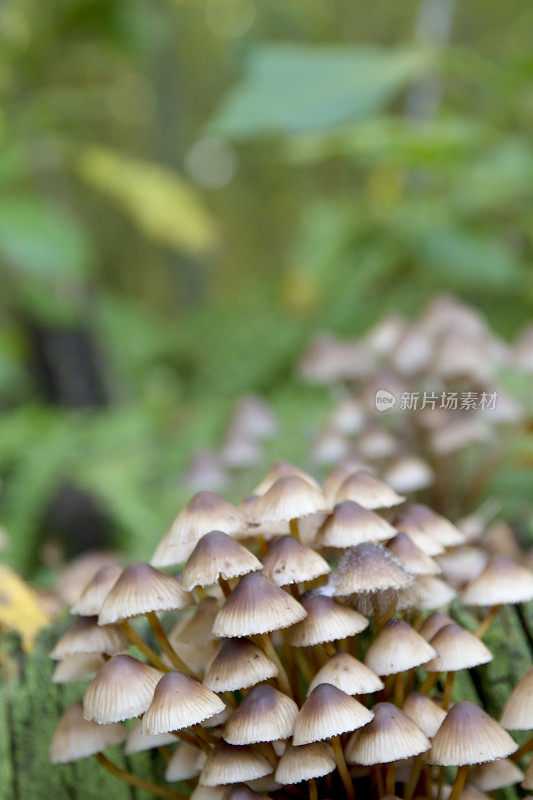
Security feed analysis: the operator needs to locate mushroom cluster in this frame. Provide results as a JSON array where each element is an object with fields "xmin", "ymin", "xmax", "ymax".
[{"xmin": 50, "ymin": 460, "xmax": 533, "ymax": 800}]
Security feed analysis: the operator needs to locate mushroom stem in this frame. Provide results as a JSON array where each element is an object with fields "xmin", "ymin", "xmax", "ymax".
[
  {"xmin": 448, "ymin": 764, "xmax": 469, "ymax": 800},
  {"xmin": 442, "ymin": 671, "xmax": 455, "ymax": 710},
  {"xmin": 120, "ymin": 620, "xmax": 169, "ymax": 672},
  {"xmin": 513, "ymin": 731, "xmax": 533, "ymax": 762},
  {"xmin": 146, "ymin": 611, "xmax": 196, "ymax": 677},
  {"xmin": 289, "ymin": 518, "xmax": 300, "ymax": 541},
  {"xmin": 172, "ymin": 729, "xmax": 210, "ymax": 754},
  {"xmin": 218, "ymin": 578, "xmax": 232, "ymax": 598},
  {"xmin": 159, "ymin": 745, "xmax": 171, "ymax": 761},
  {"xmin": 419, "ymin": 672, "xmax": 439, "ymax": 695},
  {"xmin": 331, "ymin": 734, "xmax": 355, "ymax": 800},
  {"xmin": 94, "ymin": 752, "xmax": 186, "ymax": 799},
  {"xmin": 385, "ymin": 762, "xmax": 395, "ymax": 795},
  {"xmin": 394, "ymin": 672, "xmax": 404, "ymax": 707},
  {"xmin": 475, "ymin": 604, "xmax": 501, "ymax": 638},
  {"xmin": 323, "ymin": 641, "xmax": 337, "ymax": 657},
  {"xmin": 308, "ymin": 778, "xmax": 318, "ymax": 800},
  {"xmin": 404, "ymin": 753, "xmax": 424, "ymax": 800},
  {"xmin": 254, "ymin": 633, "xmax": 293, "ymax": 698}
]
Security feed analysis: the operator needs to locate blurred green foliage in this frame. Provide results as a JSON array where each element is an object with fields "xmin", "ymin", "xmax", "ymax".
[{"xmin": 0, "ymin": 0, "xmax": 532, "ymax": 575}]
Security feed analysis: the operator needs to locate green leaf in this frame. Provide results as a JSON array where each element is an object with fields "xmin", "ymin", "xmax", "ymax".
[
  {"xmin": 209, "ymin": 44, "xmax": 431, "ymax": 138},
  {"xmin": 0, "ymin": 196, "xmax": 92, "ymax": 280},
  {"xmin": 78, "ymin": 146, "xmax": 218, "ymax": 256}
]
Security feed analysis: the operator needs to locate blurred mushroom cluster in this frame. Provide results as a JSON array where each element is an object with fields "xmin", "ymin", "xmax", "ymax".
[{"xmin": 50, "ymin": 452, "xmax": 533, "ymax": 800}]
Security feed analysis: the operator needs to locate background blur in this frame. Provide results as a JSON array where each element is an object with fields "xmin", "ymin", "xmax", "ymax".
[{"xmin": 1, "ymin": 0, "xmax": 532, "ymax": 579}]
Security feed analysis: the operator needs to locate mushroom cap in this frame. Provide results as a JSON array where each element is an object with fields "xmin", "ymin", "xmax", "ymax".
[
  {"xmin": 248, "ymin": 476, "xmax": 328, "ymax": 524},
  {"xmin": 275, "ymin": 741, "xmax": 336, "ymax": 784},
  {"xmin": 50, "ymin": 617, "xmax": 128, "ymax": 660},
  {"xmin": 165, "ymin": 741, "xmax": 207, "ymax": 782},
  {"xmin": 419, "ymin": 612, "xmax": 454, "ymax": 642},
  {"xmin": 319, "ymin": 501, "xmax": 396, "ymax": 549},
  {"xmin": 425, "ymin": 624, "xmax": 492, "ymax": 672},
  {"xmin": 83, "ymin": 654, "xmax": 164, "ymax": 724},
  {"xmin": 124, "ymin": 718, "xmax": 177, "ymax": 754},
  {"xmin": 52, "ymin": 653, "xmax": 105, "ymax": 683},
  {"xmin": 50, "ymin": 702, "xmax": 126, "ymax": 764},
  {"xmin": 428, "ymin": 701, "xmax": 518, "ymax": 766},
  {"xmin": 396, "ymin": 505, "xmax": 464, "ymax": 551},
  {"xmin": 253, "ymin": 462, "xmax": 321, "ymax": 496},
  {"xmin": 222, "ymin": 785, "xmax": 271, "ymax": 800},
  {"xmin": 461, "ymin": 557, "xmax": 533, "ymax": 607},
  {"xmin": 364, "ymin": 618, "xmax": 436, "ymax": 676},
  {"xmin": 387, "ymin": 532, "xmax": 441, "ymax": 577},
  {"xmin": 199, "ymin": 741, "xmax": 272, "ymax": 787},
  {"xmin": 469, "ymin": 757, "xmax": 524, "ymax": 791},
  {"xmin": 307, "ymin": 652, "xmax": 383, "ymax": 696},
  {"xmin": 335, "ymin": 471, "xmax": 404, "ymax": 510},
  {"xmin": 70, "ymin": 566, "xmax": 123, "ymax": 617},
  {"xmin": 155, "ymin": 491, "xmax": 247, "ymax": 565},
  {"xmin": 261, "ymin": 535, "xmax": 330, "ymax": 586},
  {"xmin": 414, "ymin": 575, "xmax": 457, "ymax": 610},
  {"xmin": 384, "ymin": 456, "xmax": 434, "ymax": 494},
  {"xmin": 288, "ymin": 593, "xmax": 368, "ymax": 647},
  {"xmin": 436, "ymin": 547, "xmax": 488, "ymax": 590},
  {"xmin": 500, "ymin": 667, "xmax": 533, "ymax": 730},
  {"xmin": 182, "ymin": 531, "xmax": 262, "ymax": 591},
  {"xmin": 293, "ymin": 682, "xmax": 373, "ymax": 745},
  {"xmin": 334, "ymin": 542, "xmax": 414, "ymax": 597},
  {"xmin": 345, "ymin": 702, "xmax": 430, "ymax": 765},
  {"xmin": 204, "ymin": 637, "xmax": 278, "ymax": 693},
  {"xmin": 212, "ymin": 572, "xmax": 307, "ymax": 638},
  {"xmin": 224, "ymin": 684, "xmax": 298, "ymax": 745},
  {"xmin": 403, "ymin": 692, "xmax": 447, "ymax": 738},
  {"xmin": 98, "ymin": 562, "xmax": 193, "ymax": 624},
  {"xmin": 142, "ymin": 671, "xmax": 225, "ymax": 735}
]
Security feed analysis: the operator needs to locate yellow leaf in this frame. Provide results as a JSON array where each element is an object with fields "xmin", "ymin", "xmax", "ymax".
[
  {"xmin": 0, "ymin": 564, "xmax": 50, "ymax": 652},
  {"xmin": 78, "ymin": 146, "xmax": 218, "ymax": 256}
]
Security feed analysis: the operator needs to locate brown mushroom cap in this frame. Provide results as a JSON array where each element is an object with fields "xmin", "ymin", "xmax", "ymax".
[
  {"xmin": 469, "ymin": 757, "xmax": 524, "ymax": 791},
  {"xmin": 403, "ymin": 692, "xmax": 447, "ymax": 738},
  {"xmin": 50, "ymin": 617, "xmax": 128, "ymax": 660},
  {"xmin": 70, "ymin": 565, "xmax": 123, "ymax": 617},
  {"xmin": 461, "ymin": 556, "xmax": 533, "ymax": 607},
  {"xmin": 98, "ymin": 561, "xmax": 193, "ymax": 624},
  {"xmin": 223, "ymin": 684, "xmax": 298, "ymax": 745},
  {"xmin": 419, "ymin": 612, "xmax": 454, "ymax": 642},
  {"xmin": 275, "ymin": 741, "xmax": 336, "ymax": 784},
  {"xmin": 500, "ymin": 667, "xmax": 533, "ymax": 730},
  {"xmin": 83, "ymin": 654, "xmax": 164, "ymax": 724},
  {"xmin": 425, "ymin": 624, "xmax": 492, "ymax": 672},
  {"xmin": 345, "ymin": 702, "xmax": 430, "ymax": 765},
  {"xmin": 124, "ymin": 718, "xmax": 177, "ymax": 755},
  {"xmin": 212, "ymin": 572, "xmax": 307, "ymax": 637},
  {"xmin": 428, "ymin": 701, "xmax": 518, "ymax": 766},
  {"xmin": 203, "ymin": 637, "xmax": 278, "ymax": 693},
  {"xmin": 199, "ymin": 741, "xmax": 272, "ymax": 787},
  {"xmin": 335, "ymin": 471, "xmax": 404, "ymax": 510},
  {"xmin": 253, "ymin": 462, "xmax": 321, "ymax": 496},
  {"xmin": 165, "ymin": 741, "xmax": 207, "ymax": 782},
  {"xmin": 50, "ymin": 702, "xmax": 126, "ymax": 763},
  {"xmin": 288, "ymin": 592, "xmax": 368, "ymax": 646},
  {"xmin": 248, "ymin": 476, "xmax": 328, "ymax": 524},
  {"xmin": 261, "ymin": 535, "xmax": 330, "ymax": 586},
  {"xmin": 387, "ymin": 532, "xmax": 441, "ymax": 577},
  {"xmin": 293, "ymin": 682, "xmax": 373, "ymax": 745},
  {"xmin": 334, "ymin": 543, "xmax": 414, "ymax": 597},
  {"xmin": 307, "ymin": 652, "xmax": 384, "ymax": 696},
  {"xmin": 364, "ymin": 618, "xmax": 436, "ymax": 676},
  {"xmin": 182, "ymin": 531, "xmax": 262, "ymax": 591},
  {"xmin": 52, "ymin": 653, "xmax": 105, "ymax": 683},
  {"xmin": 319, "ymin": 501, "xmax": 396, "ymax": 549},
  {"xmin": 142, "ymin": 671, "xmax": 225, "ymax": 735}
]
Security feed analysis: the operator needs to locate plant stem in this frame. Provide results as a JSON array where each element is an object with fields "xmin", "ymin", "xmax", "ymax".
[
  {"xmin": 331, "ymin": 735, "xmax": 355, "ymax": 800},
  {"xmin": 419, "ymin": 671, "xmax": 439, "ymax": 694},
  {"xmin": 218, "ymin": 578, "xmax": 232, "ymax": 598},
  {"xmin": 442, "ymin": 671, "xmax": 455, "ymax": 710},
  {"xmin": 385, "ymin": 762, "xmax": 395, "ymax": 795},
  {"xmin": 290, "ymin": 518, "xmax": 300, "ymax": 540},
  {"xmin": 404, "ymin": 753, "xmax": 424, "ymax": 800},
  {"xmin": 448, "ymin": 764, "xmax": 469, "ymax": 800},
  {"xmin": 147, "ymin": 611, "xmax": 196, "ymax": 676},
  {"xmin": 254, "ymin": 633, "xmax": 293, "ymax": 698},
  {"xmin": 394, "ymin": 672, "xmax": 405, "ymax": 707},
  {"xmin": 120, "ymin": 620, "xmax": 169, "ymax": 672},
  {"xmin": 475, "ymin": 604, "xmax": 500, "ymax": 638},
  {"xmin": 513, "ymin": 731, "xmax": 533, "ymax": 762},
  {"xmin": 95, "ymin": 752, "xmax": 186, "ymax": 799},
  {"xmin": 308, "ymin": 778, "xmax": 318, "ymax": 800}
]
